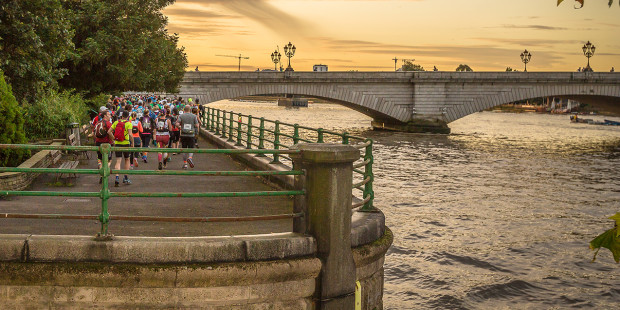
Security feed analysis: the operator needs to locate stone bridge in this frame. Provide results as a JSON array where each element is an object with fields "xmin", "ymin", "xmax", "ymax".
[{"xmin": 178, "ymin": 71, "xmax": 620, "ymax": 133}]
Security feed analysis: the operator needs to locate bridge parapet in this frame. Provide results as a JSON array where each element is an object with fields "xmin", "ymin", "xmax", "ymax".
[{"xmin": 180, "ymin": 71, "xmax": 620, "ymax": 133}]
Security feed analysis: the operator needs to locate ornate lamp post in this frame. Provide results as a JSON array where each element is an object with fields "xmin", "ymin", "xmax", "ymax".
[
  {"xmin": 582, "ymin": 41, "xmax": 595, "ymax": 72},
  {"xmin": 520, "ymin": 49, "xmax": 532, "ymax": 72},
  {"xmin": 271, "ymin": 50, "xmax": 281, "ymax": 71},
  {"xmin": 283, "ymin": 42, "xmax": 296, "ymax": 72}
]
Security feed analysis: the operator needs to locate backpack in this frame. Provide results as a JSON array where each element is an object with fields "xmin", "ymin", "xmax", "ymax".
[
  {"xmin": 157, "ymin": 119, "xmax": 167, "ymax": 131},
  {"xmin": 131, "ymin": 120, "xmax": 139, "ymax": 134},
  {"xmin": 114, "ymin": 121, "xmax": 127, "ymax": 142},
  {"xmin": 94, "ymin": 120, "xmax": 108, "ymax": 139}
]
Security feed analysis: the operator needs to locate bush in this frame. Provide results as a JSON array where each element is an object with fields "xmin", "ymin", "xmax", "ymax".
[
  {"xmin": 23, "ymin": 90, "xmax": 89, "ymax": 140},
  {"xmin": 0, "ymin": 70, "xmax": 29, "ymax": 166}
]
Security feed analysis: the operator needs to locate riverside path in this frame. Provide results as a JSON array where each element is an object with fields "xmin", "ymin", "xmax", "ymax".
[{"xmin": 0, "ymin": 136, "xmax": 293, "ymax": 237}]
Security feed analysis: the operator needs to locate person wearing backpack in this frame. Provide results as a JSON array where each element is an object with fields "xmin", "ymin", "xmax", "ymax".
[
  {"xmin": 176, "ymin": 105, "xmax": 200, "ymax": 169},
  {"xmin": 94, "ymin": 110, "xmax": 114, "ymax": 183},
  {"xmin": 129, "ymin": 112, "xmax": 143, "ymax": 168},
  {"xmin": 154, "ymin": 110, "xmax": 173, "ymax": 170},
  {"xmin": 139, "ymin": 107, "xmax": 155, "ymax": 163},
  {"xmin": 107, "ymin": 110, "xmax": 134, "ymax": 187}
]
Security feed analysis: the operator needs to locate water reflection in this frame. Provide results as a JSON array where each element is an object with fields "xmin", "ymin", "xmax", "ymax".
[{"xmin": 208, "ymin": 100, "xmax": 620, "ymax": 309}]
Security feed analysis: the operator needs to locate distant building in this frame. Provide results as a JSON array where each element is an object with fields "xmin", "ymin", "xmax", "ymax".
[{"xmin": 313, "ymin": 64, "xmax": 328, "ymax": 72}]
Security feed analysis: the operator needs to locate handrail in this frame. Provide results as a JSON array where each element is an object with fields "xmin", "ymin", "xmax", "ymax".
[
  {"xmin": 0, "ymin": 143, "xmax": 305, "ymax": 238},
  {"xmin": 201, "ymin": 107, "xmax": 374, "ymax": 211}
]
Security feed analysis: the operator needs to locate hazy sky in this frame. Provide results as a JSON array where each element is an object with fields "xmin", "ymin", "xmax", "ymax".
[{"xmin": 163, "ymin": 0, "xmax": 619, "ymax": 72}]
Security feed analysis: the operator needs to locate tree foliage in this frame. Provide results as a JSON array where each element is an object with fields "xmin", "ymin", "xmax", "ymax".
[
  {"xmin": 23, "ymin": 90, "xmax": 89, "ymax": 140},
  {"xmin": 557, "ymin": 0, "xmax": 618, "ymax": 8},
  {"xmin": 402, "ymin": 60, "xmax": 425, "ymax": 71},
  {"xmin": 0, "ymin": 0, "xmax": 75, "ymax": 103},
  {"xmin": 59, "ymin": 0, "xmax": 187, "ymax": 96},
  {"xmin": 0, "ymin": 70, "xmax": 28, "ymax": 166},
  {"xmin": 456, "ymin": 64, "xmax": 473, "ymax": 72},
  {"xmin": 590, "ymin": 213, "xmax": 620, "ymax": 263}
]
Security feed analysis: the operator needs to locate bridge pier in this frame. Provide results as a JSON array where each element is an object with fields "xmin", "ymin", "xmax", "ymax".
[{"xmin": 371, "ymin": 117, "xmax": 450, "ymax": 134}]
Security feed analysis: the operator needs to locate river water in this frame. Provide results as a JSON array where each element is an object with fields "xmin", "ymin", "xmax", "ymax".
[{"xmin": 209, "ymin": 100, "xmax": 620, "ymax": 309}]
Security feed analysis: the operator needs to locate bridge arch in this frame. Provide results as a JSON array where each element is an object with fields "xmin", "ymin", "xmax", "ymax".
[
  {"xmin": 190, "ymin": 82, "xmax": 403, "ymax": 123},
  {"xmin": 449, "ymin": 83, "xmax": 620, "ymax": 122}
]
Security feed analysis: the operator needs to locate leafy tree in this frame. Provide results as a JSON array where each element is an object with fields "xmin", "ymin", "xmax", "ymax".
[
  {"xmin": 402, "ymin": 60, "xmax": 425, "ymax": 71},
  {"xmin": 23, "ymin": 89, "xmax": 89, "ymax": 140},
  {"xmin": 0, "ymin": 70, "xmax": 28, "ymax": 166},
  {"xmin": 59, "ymin": 0, "xmax": 188, "ymax": 96},
  {"xmin": 456, "ymin": 64, "xmax": 473, "ymax": 72},
  {"xmin": 590, "ymin": 213, "xmax": 620, "ymax": 263},
  {"xmin": 0, "ymin": 0, "xmax": 75, "ymax": 103}
]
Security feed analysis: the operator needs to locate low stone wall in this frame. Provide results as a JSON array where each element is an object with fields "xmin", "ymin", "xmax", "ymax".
[{"xmin": 0, "ymin": 142, "xmax": 62, "ymax": 191}]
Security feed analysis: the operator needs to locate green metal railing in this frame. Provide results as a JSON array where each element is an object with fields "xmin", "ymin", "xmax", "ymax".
[
  {"xmin": 201, "ymin": 107, "xmax": 375, "ymax": 211},
  {"xmin": 0, "ymin": 144, "xmax": 304, "ymax": 238}
]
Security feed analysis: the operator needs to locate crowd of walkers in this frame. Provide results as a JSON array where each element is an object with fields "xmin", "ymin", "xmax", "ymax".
[{"xmin": 91, "ymin": 95, "xmax": 202, "ymax": 187}]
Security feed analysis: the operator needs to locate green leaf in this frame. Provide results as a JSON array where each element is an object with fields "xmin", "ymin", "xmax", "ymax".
[{"xmin": 590, "ymin": 227, "xmax": 620, "ymax": 263}]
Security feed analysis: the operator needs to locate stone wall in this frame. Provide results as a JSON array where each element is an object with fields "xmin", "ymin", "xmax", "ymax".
[{"xmin": 0, "ymin": 142, "xmax": 62, "ymax": 191}]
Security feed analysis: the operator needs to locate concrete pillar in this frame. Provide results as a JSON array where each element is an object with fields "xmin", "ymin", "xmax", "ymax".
[{"xmin": 291, "ymin": 143, "xmax": 359, "ymax": 310}]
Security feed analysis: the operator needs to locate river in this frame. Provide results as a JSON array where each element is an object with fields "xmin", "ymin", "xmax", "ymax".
[{"xmin": 208, "ymin": 100, "xmax": 620, "ymax": 309}]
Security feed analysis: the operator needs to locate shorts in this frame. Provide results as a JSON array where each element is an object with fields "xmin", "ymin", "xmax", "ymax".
[
  {"xmin": 156, "ymin": 134, "xmax": 170, "ymax": 146},
  {"xmin": 114, "ymin": 144, "xmax": 131, "ymax": 158},
  {"xmin": 95, "ymin": 141, "xmax": 112, "ymax": 161},
  {"xmin": 170, "ymin": 130, "xmax": 180, "ymax": 143},
  {"xmin": 180, "ymin": 136, "xmax": 196, "ymax": 149}
]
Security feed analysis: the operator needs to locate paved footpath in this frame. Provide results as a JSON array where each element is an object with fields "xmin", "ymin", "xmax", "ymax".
[{"xmin": 0, "ymin": 137, "xmax": 293, "ymax": 237}]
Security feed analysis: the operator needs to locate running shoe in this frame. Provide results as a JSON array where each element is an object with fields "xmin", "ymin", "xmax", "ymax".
[
  {"xmin": 158, "ymin": 162, "xmax": 163, "ymax": 170},
  {"xmin": 182, "ymin": 164, "xmax": 188, "ymax": 170},
  {"xmin": 123, "ymin": 178, "xmax": 132, "ymax": 185},
  {"xmin": 133, "ymin": 158, "xmax": 139, "ymax": 167},
  {"xmin": 114, "ymin": 180, "xmax": 119, "ymax": 187},
  {"xmin": 187, "ymin": 157, "xmax": 194, "ymax": 168}
]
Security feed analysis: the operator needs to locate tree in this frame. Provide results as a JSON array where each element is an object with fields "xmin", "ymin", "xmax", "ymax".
[
  {"xmin": 506, "ymin": 67, "xmax": 519, "ymax": 72},
  {"xmin": 0, "ymin": 0, "xmax": 74, "ymax": 103},
  {"xmin": 59, "ymin": 0, "xmax": 188, "ymax": 96},
  {"xmin": 402, "ymin": 60, "xmax": 425, "ymax": 71},
  {"xmin": 0, "ymin": 70, "xmax": 28, "ymax": 166},
  {"xmin": 456, "ymin": 64, "xmax": 473, "ymax": 72}
]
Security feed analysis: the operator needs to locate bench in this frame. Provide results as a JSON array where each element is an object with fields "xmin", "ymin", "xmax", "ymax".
[
  {"xmin": 67, "ymin": 132, "xmax": 90, "ymax": 160},
  {"xmin": 56, "ymin": 160, "xmax": 80, "ymax": 181}
]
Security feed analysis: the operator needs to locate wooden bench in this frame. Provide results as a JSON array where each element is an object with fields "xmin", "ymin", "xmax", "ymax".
[
  {"xmin": 67, "ymin": 132, "xmax": 90, "ymax": 160},
  {"xmin": 56, "ymin": 160, "xmax": 80, "ymax": 181}
]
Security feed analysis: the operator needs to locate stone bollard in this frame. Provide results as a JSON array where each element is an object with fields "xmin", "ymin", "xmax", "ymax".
[{"xmin": 291, "ymin": 143, "xmax": 359, "ymax": 310}]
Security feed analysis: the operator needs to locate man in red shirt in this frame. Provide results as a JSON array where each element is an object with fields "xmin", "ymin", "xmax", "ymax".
[{"xmin": 94, "ymin": 110, "xmax": 114, "ymax": 184}]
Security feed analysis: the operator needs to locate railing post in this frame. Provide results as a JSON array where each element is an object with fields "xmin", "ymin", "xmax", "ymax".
[
  {"xmin": 221, "ymin": 110, "xmax": 227, "ymax": 139},
  {"xmin": 228, "ymin": 111, "xmax": 235, "ymax": 142},
  {"xmin": 215, "ymin": 109, "xmax": 221, "ymax": 135},
  {"xmin": 290, "ymin": 143, "xmax": 359, "ymax": 309},
  {"xmin": 257, "ymin": 117, "xmax": 266, "ymax": 157},
  {"xmin": 342, "ymin": 132, "xmax": 349, "ymax": 145},
  {"xmin": 97, "ymin": 143, "xmax": 112, "ymax": 240},
  {"xmin": 236, "ymin": 113, "xmax": 243, "ymax": 146},
  {"xmin": 317, "ymin": 128, "xmax": 324, "ymax": 143},
  {"xmin": 293, "ymin": 124, "xmax": 300, "ymax": 144},
  {"xmin": 361, "ymin": 139, "xmax": 374, "ymax": 211},
  {"xmin": 209, "ymin": 108, "xmax": 215, "ymax": 131},
  {"xmin": 246, "ymin": 115, "xmax": 253, "ymax": 149},
  {"xmin": 270, "ymin": 120, "xmax": 281, "ymax": 164}
]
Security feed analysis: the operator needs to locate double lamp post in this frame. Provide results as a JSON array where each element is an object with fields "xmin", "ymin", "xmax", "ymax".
[{"xmin": 271, "ymin": 42, "xmax": 296, "ymax": 72}]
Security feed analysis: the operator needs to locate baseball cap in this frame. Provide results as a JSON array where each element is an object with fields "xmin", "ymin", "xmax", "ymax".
[{"xmin": 99, "ymin": 106, "xmax": 108, "ymax": 112}]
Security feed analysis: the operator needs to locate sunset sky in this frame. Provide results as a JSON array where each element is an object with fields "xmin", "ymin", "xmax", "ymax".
[{"xmin": 163, "ymin": 0, "xmax": 619, "ymax": 72}]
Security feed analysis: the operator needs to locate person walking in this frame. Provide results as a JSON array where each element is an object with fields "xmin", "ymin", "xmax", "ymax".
[
  {"xmin": 129, "ymin": 112, "xmax": 143, "ymax": 168},
  {"xmin": 93, "ymin": 109, "xmax": 114, "ymax": 184},
  {"xmin": 139, "ymin": 107, "xmax": 155, "ymax": 162},
  {"xmin": 154, "ymin": 110, "xmax": 173, "ymax": 170},
  {"xmin": 176, "ymin": 105, "xmax": 200, "ymax": 169},
  {"xmin": 108, "ymin": 110, "xmax": 134, "ymax": 186}
]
